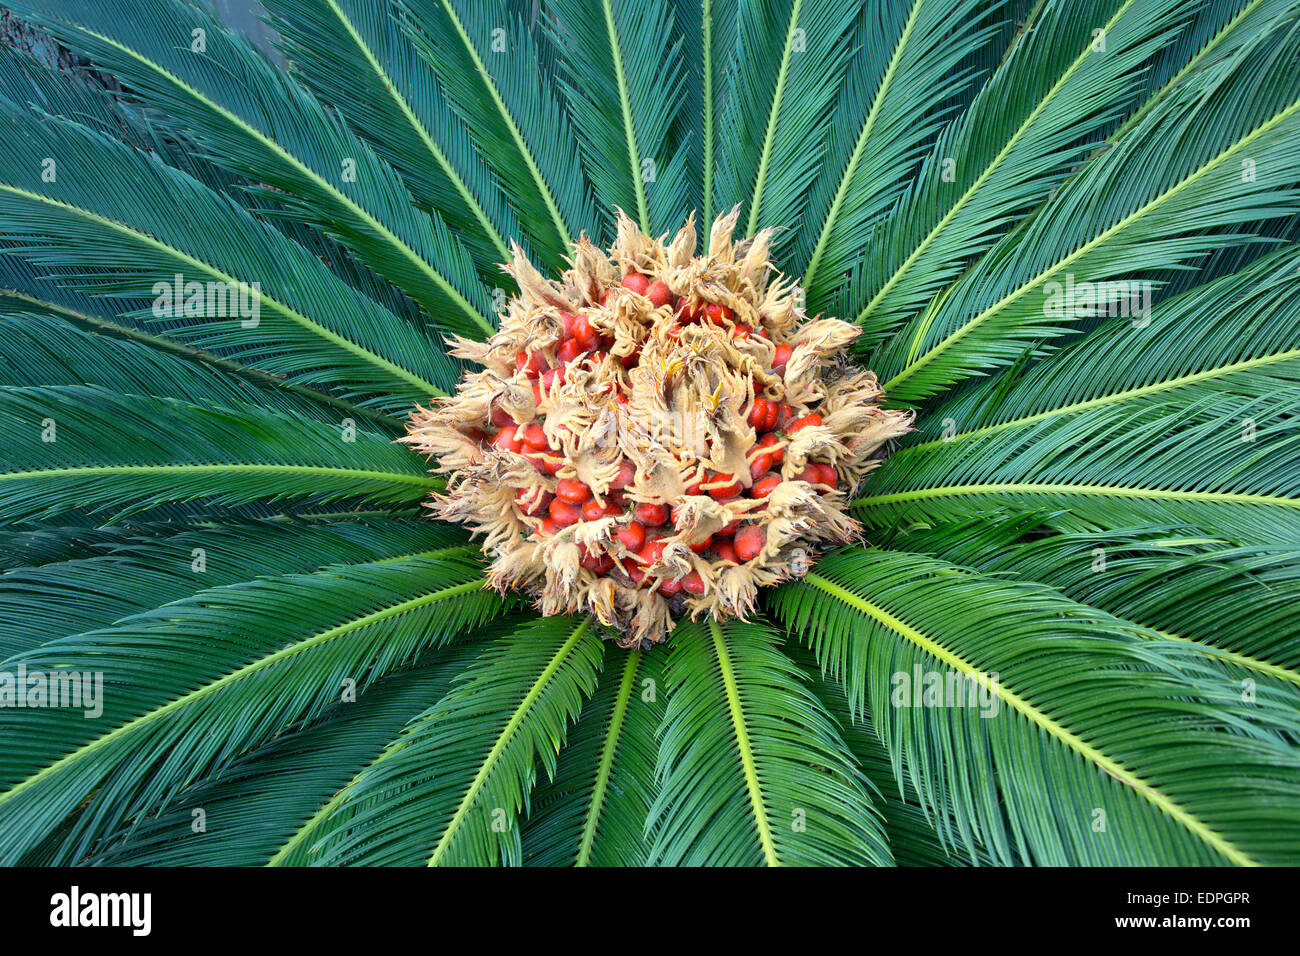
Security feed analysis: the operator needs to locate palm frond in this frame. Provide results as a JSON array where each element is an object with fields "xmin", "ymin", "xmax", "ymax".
[
  {"xmin": 0, "ymin": 549, "xmax": 501, "ymax": 864},
  {"xmin": 859, "ymin": 250, "xmax": 1300, "ymax": 541},
  {"xmin": 773, "ymin": 548, "xmax": 1300, "ymax": 865},
  {"xmin": 10, "ymin": 0, "xmax": 496, "ymax": 338},
  {"xmin": 400, "ymin": 0, "xmax": 597, "ymax": 265},
  {"xmin": 542, "ymin": 0, "xmax": 690, "ymax": 235},
  {"xmin": 288, "ymin": 615, "xmax": 603, "ymax": 866},
  {"xmin": 647, "ymin": 618, "xmax": 892, "ymax": 866},
  {"xmin": 520, "ymin": 647, "xmax": 666, "ymax": 865},
  {"xmin": 844, "ymin": 0, "xmax": 1190, "ymax": 348},
  {"xmin": 262, "ymin": 0, "xmax": 522, "ymax": 272},
  {"xmin": 877, "ymin": 19, "xmax": 1300, "ymax": 399}
]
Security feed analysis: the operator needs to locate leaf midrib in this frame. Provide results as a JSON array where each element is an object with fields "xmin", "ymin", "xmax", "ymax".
[
  {"xmin": 576, "ymin": 647, "xmax": 639, "ymax": 866},
  {"xmin": 77, "ymin": 23, "xmax": 493, "ymax": 335},
  {"xmin": 0, "ymin": 566, "xmax": 483, "ymax": 808},
  {"xmin": 905, "ymin": 345, "xmax": 1300, "ymax": 455},
  {"xmin": 323, "ymin": 0, "xmax": 511, "ymax": 263},
  {"xmin": 885, "ymin": 93, "xmax": 1300, "ymax": 393},
  {"xmin": 856, "ymin": 483, "xmax": 1300, "ymax": 509},
  {"xmin": 802, "ymin": 0, "xmax": 922, "ymax": 293},
  {"xmin": 710, "ymin": 619, "xmax": 780, "ymax": 866},
  {"xmin": 0, "ymin": 184, "xmax": 447, "ymax": 397},
  {"xmin": 746, "ymin": 0, "xmax": 804, "ymax": 237},
  {"xmin": 804, "ymin": 572, "xmax": 1258, "ymax": 866},
  {"xmin": 853, "ymin": 0, "xmax": 1138, "ymax": 327},
  {"xmin": 427, "ymin": 616, "xmax": 594, "ymax": 866},
  {"xmin": 437, "ymin": 0, "xmax": 572, "ymax": 251},
  {"xmin": 601, "ymin": 0, "xmax": 648, "ymax": 231}
]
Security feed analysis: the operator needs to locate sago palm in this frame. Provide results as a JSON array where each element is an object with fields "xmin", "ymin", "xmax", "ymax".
[{"xmin": 0, "ymin": 0, "xmax": 1297, "ymax": 867}]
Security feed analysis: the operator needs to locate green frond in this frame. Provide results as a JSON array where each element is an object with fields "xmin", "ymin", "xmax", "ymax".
[
  {"xmin": 877, "ymin": 19, "xmax": 1300, "ymax": 400},
  {"xmin": 713, "ymin": 0, "xmax": 860, "ymax": 253},
  {"xmin": 77, "ymin": 648, "xmax": 479, "ymax": 866},
  {"xmin": 0, "ymin": 548, "xmax": 501, "ymax": 864},
  {"xmin": 0, "ymin": 517, "xmax": 465, "ymax": 660},
  {"xmin": 10, "ymin": 0, "xmax": 497, "ymax": 338},
  {"xmin": 400, "ymin": 0, "xmax": 597, "ymax": 265},
  {"xmin": 669, "ymin": 0, "xmax": 737, "ymax": 226},
  {"xmin": 521, "ymin": 647, "xmax": 666, "ymax": 866},
  {"xmin": 845, "ymin": 0, "xmax": 1190, "ymax": 349},
  {"xmin": 772, "ymin": 548, "xmax": 1300, "ymax": 865},
  {"xmin": 647, "ymin": 618, "xmax": 892, "ymax": 866},
  {"xmin": 542, "ymin": 0, "xmax": 690, "ymax": 235},
  {"xmin": 288, "ymin": 615, "xmax": 603, "ymax": 866},
  {"xmin": 262, "ymin": 0, "xmax": 523, "ymax": 272},
  {"xmin": 0, "ymin": 100, "xmax": 452, "ymax": 409},
  {"xmin": 0, "ymin": 386, "xmax": 437, "ymax": 522},
  {"xmin": 796, "ymin": 0, "xmax": 996, "ymax": 297},
  {"xmin": 859, "ymin": 250, "xmax": 1300, "ymax": 541}
]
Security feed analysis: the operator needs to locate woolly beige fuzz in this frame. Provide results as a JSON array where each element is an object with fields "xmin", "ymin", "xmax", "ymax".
[{"xmin": 404, "ymin": 210, "xmax": 913, "ymax": 647}]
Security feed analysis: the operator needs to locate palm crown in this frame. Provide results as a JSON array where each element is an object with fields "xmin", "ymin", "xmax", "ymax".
[{"xmin": 0, "ymin": 0, "xmax": 1297, "ymax": 867}]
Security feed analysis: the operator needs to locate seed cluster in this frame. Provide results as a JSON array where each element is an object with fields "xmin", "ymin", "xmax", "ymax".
[{"xmin": 405, "ymin": 210, "xmax": 912, "ymax": 647}]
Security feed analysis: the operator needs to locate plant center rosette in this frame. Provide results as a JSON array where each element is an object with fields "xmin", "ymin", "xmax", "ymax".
[{"xmin": 405, "ymin": 209, "xmax": 913, "ymax": 647}]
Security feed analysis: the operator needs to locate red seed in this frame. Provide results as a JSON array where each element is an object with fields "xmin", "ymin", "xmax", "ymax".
[
  {"xmin": 646, "ymin": 279, "xmax": 673, "ymax": 308},
  {"xmin": 556, "ymin": 478, "xmax": 592, "ymax": 504},
  {"xmin": 621, "ymin": 272, "xmax": 650, "ymax": 296},
  {"xmin": 580, "ymin": 547, "xmax": 613, "ymax": 574},
  {"xmin": 688, "ymin": 534, "xmax": 713, "ymax": 554},
  {"xmin": 734, "ymin": 524, "xmax": 765, "ymax": 562},
  {"xmin": 774, "ymin": 403, "xmax": 794, "ymax": 429},
  {"xmin": 682, "ymin": 571, "xmax": 706, "ymax": 595},
  {"xmin": 704, "ymin": 472, "xmax": 742, "ymax": 500},
  {"xmin": 582, "ymin": 498, "xmax": 618, "ymax": 521},
  {"xmin": 490, "ymin": 404, "xmax": 514, "ymax": 428},
  {"xmin": 747, "ymin": 397, "xmax": 772, "ymax": 430},
  {"xmin": 617, "ymin": 521, "xmax": 646, "ymax": 551},
  {"xmin": 676, "ymin": 298, "xmax": 701, "ymax": 323},
  {"xmin": 516, "ymin": 350, "xmax": 547, "ymax": 377},
  {"xmin": 713, "ymin": 539, "xmax": 738, "ymax": 563},
  {"xmin": 549, "ymin": 497, "xmax": 582, "ymax": 526},
  {"xmin": 657, "ymin": 576, "xmax": 683, "ymax": 597},
  {"xmin": 516, "ymin": 487, "xmax": 553, "ymax": 516},
  {"xmin": 635, "ymin": 502, "xmax": 669, "ymax": 526},
  {"xmin": 540, "ymin": 366, "xmax": 565, "ymax": 391},
  {"xmin": 771, "ymin": 343, "xmax": 793, "ymax": 374},
  {"xmin": 492, "ymin": 424, "xmax": 523, "ymax": 453},
  {"xmin": 637, "ymin": 538, "xmax": 668, "ymax": 566},
  {"xmin": 787, "ymin": 413, "xmax": 821, "ymax": 435},
  {"xmin": 572, "ymin": 313, "xmax": 597, "ymax": 346},
  {"xmin": 752, "ymin": 473, "xmax": 781, "ymax": 499},
  {"xmin": 756, "ymin": 432, "xmax": 784, "ymax": 464},
  {"xmin": 610, "ymin": 458, "xmax": 637, "ymax": 490},
  {"xmin": 557, "ymin": 338, "xmax": 585, "ymax": 364},
  {"xmin": 520, "ymin": 423, "xmax": 548, "ymax": 450},
  {"xmin": 730, "ymin": 325, "xmax": 751, "ymax": 340},
  {"xmin": 526, "ymin": 449, "xmax": 561, "ymax": 476},
  {"xmin": 538, "ymin": 517, "xmax": 561, "ymax": 537},
  {"xmin": 623, "ymin": 559, "xmax": 647, "ymax": 586},
  {"xmin": 703, "ymin": 302, "xmax": 731, "ymax": 324},
  {"xmin": 817, "ymin": 463, "xmax": 838, "ymax": 489},
  {"xmin": 558, "ymin": 311, "xmax": 577, "ymax": 337}
]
